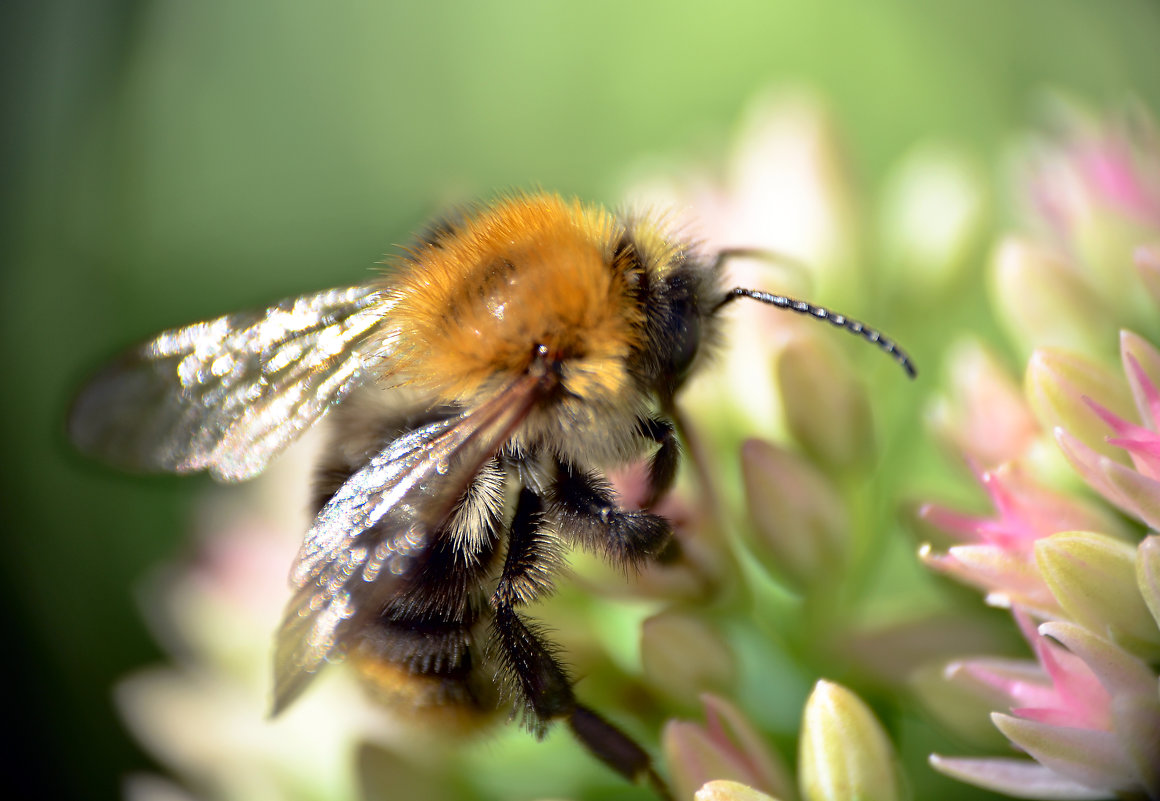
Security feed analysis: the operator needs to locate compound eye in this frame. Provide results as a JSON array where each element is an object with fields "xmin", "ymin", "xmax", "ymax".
[{"xmin": 667, "ymin": 301, "xmax": 701, "ymax": 379}]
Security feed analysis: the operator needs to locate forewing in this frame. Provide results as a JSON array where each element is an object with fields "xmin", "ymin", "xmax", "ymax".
[
  {"xmin": 270, "ymin": 374, "xmax": 548, "ymax": 713},
  {"xmin": 69, "ymin": 285, "xmax": 385, "ymax": 481}
]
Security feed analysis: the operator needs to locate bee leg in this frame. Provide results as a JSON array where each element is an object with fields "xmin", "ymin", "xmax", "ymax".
[
  {"xmin": 570, "ymin": 705, "xmax": 674, "ymax": 800},
  {"xmin": 490, "ymin": 486, "xmax": 573, "ymax": 726},
  {"xmin": 550, "ymin": 460, "xmax": 672, "ymax": 568},
  {"xmin": 637, "ymin": 416, "xmax": 679, "ymax": 509},
  {"xmin": 491, "ymin": 488, "xmax": 670, "ymax": 798}
]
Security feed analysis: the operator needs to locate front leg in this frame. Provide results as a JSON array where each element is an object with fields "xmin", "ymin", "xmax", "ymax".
[
  {"xmin": 550, "ymin": 460, "xmax": 671, "ymax": 568},
  {"xmin": 638, "ymin": 416, "xmax": 680, "ymax": 509}
]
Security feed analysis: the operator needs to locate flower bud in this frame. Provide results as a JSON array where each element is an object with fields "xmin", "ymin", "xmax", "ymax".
[
  {"xmin": 776, "ymin": 338, "xmax": 875, "ymax": 474},
  {"xmin": 1025, "ymin": 349, "xmax": 1134, "ymax": 461},
  {"xmin": 990, "ymin": 238, "xmax": 1115, "ymax": 361},
  {"xmin": 696, "ymin": 780, "xmax": 783, "ymax": 801},
  {"xmin": 925, "ymin": 340, "xmax": 1039, "ymax": 468},
  {"xmin": 641, "ymin": 611, "xmax": 736, "ymax": 706},
  {"xmin": 664, "ymin": 695, "xmax": 794, "ymax": 801},
  {"xmin": 1135, "ymin": 535, "xmax": 1160, "ymax": 631},
  {"xmin": 1035, "ymin": 531, "xmax": 1160, "ymax": 658},
  {"xmin": 1013, "ymin": 102, "xmax": 1160, "ymax": 327},
  {"xmin": 798, "ymin": 680, "xmax": 902, "ymax": 801},
  {"xmin": 740, "ymin": 438, "xmax": 848, "ymax": 592}
]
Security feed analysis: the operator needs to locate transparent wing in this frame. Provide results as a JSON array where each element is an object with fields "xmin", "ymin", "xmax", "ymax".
[
  {"xmin": 69, "ymin": 285, "xmax": 385, "ymax": 481},
  {"xmin": 271, "ymin": 374, "xmax": 548, "ymax": 713}
]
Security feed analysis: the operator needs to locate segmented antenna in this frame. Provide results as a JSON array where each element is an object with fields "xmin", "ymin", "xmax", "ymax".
[{"xmin": 716, "ymin": 287, "xmax": 917, "ymax": 379}]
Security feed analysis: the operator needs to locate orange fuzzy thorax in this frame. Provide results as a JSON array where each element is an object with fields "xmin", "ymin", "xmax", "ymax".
[{"xmin": 376, "ymin": 193, "xmax": 646, "ymax": 411}]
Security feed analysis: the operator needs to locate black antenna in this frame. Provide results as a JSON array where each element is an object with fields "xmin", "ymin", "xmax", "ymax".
[{"xmin": 715, "ymin": 288, "xmax": 917, "ymax": 379}]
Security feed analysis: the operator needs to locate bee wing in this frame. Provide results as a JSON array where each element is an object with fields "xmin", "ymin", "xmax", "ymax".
[
  {"xmin": 69, "ymin": 285, "xmax": 385, "ymax": 481},
  {"xmin": 270, "ymin": 373, "xmax": 548, "ymax": 713}
]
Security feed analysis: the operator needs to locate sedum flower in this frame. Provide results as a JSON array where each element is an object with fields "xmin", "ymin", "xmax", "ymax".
[
  {"xmin": 919, "ymin": 463, "xmax": 1123, "ymax": 614},
  {"xmin": 117, "ymin": 522, "xmax": 398, "ymax": 801},
  {"xmin": 631, "ymin": 88, "xmax": 867, "ymax": 445},
  {"xmin": 1014, "ymin": 100, "xmax": 1160, "ymax": 332},
  {"xmin": 931, "ymin": 612, "xmax": 1160, "ymax": 799}
]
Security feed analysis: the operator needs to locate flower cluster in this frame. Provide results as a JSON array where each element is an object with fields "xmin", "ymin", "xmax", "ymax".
[{"xmin": 920, "ymin": 103, "xmax": 1160, "ymax": 799}]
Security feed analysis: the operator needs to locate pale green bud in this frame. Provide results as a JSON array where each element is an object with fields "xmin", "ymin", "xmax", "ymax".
[
  {"xmin": 696, "ymin": 780, "xmax": 783, "ymax": 801},
  {"xmin": 777, "ymin": 338, "xmax": 874, "ymax": 474},
  {"xmin": 990, "ymin": 237, "xmax": 1116, "ymax": 361},
  {"xmin": 641, "ymin": 611, "xmax": 736, "ymax": 706},
  {"xmin": 740, "ymin": 438, "xmax": 848, "ymax": 592},
  {"xmin": 1035, "ymin": 531, "xmax": 1160, "ymax": 659},
  {"xmin": 799, "ymin": 680, "xmax": 903, "ymax": 801},
  {"xmin": 1135, "ymin": 535, "xmax": 1160, "ymax": 632},
  {"xmin": 1025, "ymin": 349, "xmax": 1134, "ymax": 462}
]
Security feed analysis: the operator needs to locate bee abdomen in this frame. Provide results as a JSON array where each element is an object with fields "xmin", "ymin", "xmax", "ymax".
[{"xmin": 349, "ymin": 618, "xmax": 501, "ymax": 728}]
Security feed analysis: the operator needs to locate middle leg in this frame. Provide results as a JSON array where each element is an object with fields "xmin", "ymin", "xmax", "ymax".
[{"xmin": 490, "ymin": 487, "xmax": 670, "ymax": 796}]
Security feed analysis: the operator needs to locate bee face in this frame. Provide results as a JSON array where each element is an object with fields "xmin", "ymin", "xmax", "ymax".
[{"xmin": 68, "ymin": 190, "xmax": 913, "ymax": 797}]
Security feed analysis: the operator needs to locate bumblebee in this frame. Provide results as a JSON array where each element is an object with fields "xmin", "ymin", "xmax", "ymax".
[{"xmin": 70, "ymin": 192, "xmax": 914, "ymax": 795}]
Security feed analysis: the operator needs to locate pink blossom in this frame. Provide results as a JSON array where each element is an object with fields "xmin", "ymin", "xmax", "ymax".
[
  {"xmin": 932, "ymin": 611, "xmax": 1160, "ymax": 799},
  {"xmin": 919, "ymin": 464, "xmax": 1118, "ymax": 614}
]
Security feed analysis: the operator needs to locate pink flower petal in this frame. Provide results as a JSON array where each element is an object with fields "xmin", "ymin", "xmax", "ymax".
[
  {"xmin": 1122, "ymin": 344, "xmax": 1160, "ymax": 431},
  {"xmin": 929, "ymin": 755, "xmax": 1113, "ymax": 800},
  {"xmin": 918, "ymin": 503, "xmax": 989, "ymax": 543},
  {"xmin": 1085, "ymin": 394, "xmax": 1160, "ymax": 479},
  {"xmin": 992, "ymin": 714, "xmax": 1138, "ymax": 794},
  {"xmin": 920, "ymin": 544, "xmax": 1057, "ymax": 613},
  {"xmin": 1055, "ymin": 428, "xmax": 1135, "ymax": 518},
  {"xmin": 1031, "ymin": 639, "xmax": 1111, "ymax": 731},
  {"xmin": 1101, "ymin": 457, "xmax": 1160, "ymax": 530},
  {"xmin": 1039, "ymin": 622, "xmax": 1158, "ymax": 703},
  {"xmin": 1105, "ymin": 436, "xmax": 1160, "ymax": 480},
  {"xmin": 1013, "ymin": 707, "xmax": 1098, "ymax": 728},
  {"xmin": 1083, "ymin": 396, "xmax": 1146, "ymax": 440},
  {"xmin": 956, "ymin": 661, "xmax": 1056, "ymax": 711}
]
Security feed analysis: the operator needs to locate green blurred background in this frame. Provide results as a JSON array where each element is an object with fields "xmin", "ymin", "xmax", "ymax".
[{"xmin": 4, "ymin": 1, "xmax": 1160, "ymax": 799}]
